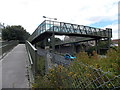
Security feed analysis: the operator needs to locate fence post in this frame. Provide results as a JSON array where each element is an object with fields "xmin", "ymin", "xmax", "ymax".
[{"xmin": 34, "ymin": 50, "xmax": 37, "ymax": 78}]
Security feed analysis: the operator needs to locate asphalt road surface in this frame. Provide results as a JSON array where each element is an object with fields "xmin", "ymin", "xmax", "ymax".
[
  {"xmin": 37, "ymin": 47, "xmax": 72, "ymax": 66},
  {"xmin": 2, "ymin": 44, "xmax": 29, "ymax": 88}
]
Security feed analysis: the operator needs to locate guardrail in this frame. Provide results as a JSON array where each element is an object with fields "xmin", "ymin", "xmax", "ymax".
[
  {"xmin": 25, "ymin": 41, "xmax": 49, "ymax": 85},
  {"xmin": 25, "ymin": 41, "xmax": 37, "ymax": 76},
  {"xmin": 0, "ymin": 40, "xmax": 18, "ymax": 59}
]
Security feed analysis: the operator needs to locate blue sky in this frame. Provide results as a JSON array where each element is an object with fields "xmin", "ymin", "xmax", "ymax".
[
  {"xmin": 0, "ymin": 0, "xmax": 119, "ymax": 39},
  {"xmin": 90, "ymin": 20, "xmax": 117, "ymax": 28}
]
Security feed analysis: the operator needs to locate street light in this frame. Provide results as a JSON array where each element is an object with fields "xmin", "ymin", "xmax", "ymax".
[
  {"xmin": 43, "ymin": 16, "xmax": 57, "ymax": 20},
  {"xmin": 43, "ymin": 16, "xmax": 56, "ymax": 61},
  {"xmin": 43, "ymin": 16, "xmax": 56, "ymax": 51}
]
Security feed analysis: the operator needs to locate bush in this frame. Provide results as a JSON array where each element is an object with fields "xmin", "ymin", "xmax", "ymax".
[{"xmin": 32, "ymin": 43, "xmax": 120, "ymax": 88}]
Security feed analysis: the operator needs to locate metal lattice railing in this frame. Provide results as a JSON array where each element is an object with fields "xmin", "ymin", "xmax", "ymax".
[{"xmin": 29, "ymin": 20, "xmax": 112, "ymax": 43}]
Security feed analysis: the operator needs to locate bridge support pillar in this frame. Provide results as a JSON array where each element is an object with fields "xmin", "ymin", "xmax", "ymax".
[
  {"xmin": 72, "ymin": 43, "xmax": 76, "ymax": 55},
  {"xmin": 44, "ymin": 38, "xmax": 47, "ymax": 49},
  {"xmin": 95, "ymin": 39, "xmax": 100, "ymax": 54},
  {"xmin": 59, "ymin": 45, "xmax": 61, "ymax": 53},
  {"xmin": 51, "ymin": 33, "xmax": 55, "ymax": 52},
  {"xmin": 108, "ymin": 38, "xmax": 111, "ymax": 50}
]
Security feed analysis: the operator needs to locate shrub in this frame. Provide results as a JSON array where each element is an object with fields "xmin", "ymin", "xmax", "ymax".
[{"xmin": 32, "ymin": 44, "xmax": 120, "ymax": 88}]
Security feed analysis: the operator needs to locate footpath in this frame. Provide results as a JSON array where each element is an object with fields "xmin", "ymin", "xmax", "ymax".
[{"xmin": 1, "ymin": 44, "xmax": 29, "ymax": 88}]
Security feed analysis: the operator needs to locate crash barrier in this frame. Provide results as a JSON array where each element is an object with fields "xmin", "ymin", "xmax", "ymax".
[{"xmin": 0, "ymin": 40, "xmax": 18, "ymax": 59}]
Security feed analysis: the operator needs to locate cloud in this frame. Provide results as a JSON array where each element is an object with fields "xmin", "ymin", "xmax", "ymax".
[
  {"xmin": 0, "ymin": 0, "xmax": 119, "ymax": 38},
  {"xmin": 102, "ymin": 23, "xmax": 118, "ymax": 39}
]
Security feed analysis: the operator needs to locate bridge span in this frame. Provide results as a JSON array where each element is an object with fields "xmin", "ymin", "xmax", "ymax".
[{"xmin": 28, "ymin": 20, "xmax": 112, "ymax": 54}]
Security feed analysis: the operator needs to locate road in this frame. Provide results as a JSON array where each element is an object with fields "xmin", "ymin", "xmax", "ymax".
[
  {"xmin": 2, "ymin": 44, "xmax": 29, "ymax": 88},
  {"xmin": 37, "ymin": 47, "xmax": 72, "ymax": 67}
]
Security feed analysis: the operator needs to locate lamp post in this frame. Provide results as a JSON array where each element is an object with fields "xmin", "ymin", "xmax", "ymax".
[
  {"xmin": 43, "ymin": 16, "xmax": 57, "ymax": 64},
  {"xmin": 43, "ymin": 16, "xmax": 57, "ymax": 20},
  {"xmin": 43, "ymin": 16, "xmax": 57, "ymax": 52}
]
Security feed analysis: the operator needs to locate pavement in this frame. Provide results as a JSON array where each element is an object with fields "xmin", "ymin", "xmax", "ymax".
[{"xmin": 1, "ymin": 44, "xmax": 29, "ymax": 88}]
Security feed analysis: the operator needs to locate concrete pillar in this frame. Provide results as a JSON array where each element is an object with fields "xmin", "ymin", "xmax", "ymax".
[
  {"xmin": 72, "ymin": 43, "xmax": 76, "ymax": 55},
  {"xmin": 51, "ymin": 33, "xmax": 55, "ymax": 52},
  {"xmin": 108, "ymin": 38, "xmax": 111, "ymax": 50},
  {"xmin": 95, "ymin": 39, "xmax": 100, "ymax": 54},
  {"xmin": 44, "ymin": 38, "xmax": 48, "ymax": 49},
  {"xmin": 95, "ymin": 40, "xmax": 98, "ymax": 53},
  {"xmin": 59, "ymin": 45, "xmax": 61, "ymax": 53}
]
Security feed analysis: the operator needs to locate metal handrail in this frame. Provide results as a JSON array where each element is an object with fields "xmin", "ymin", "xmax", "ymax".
[{"xmin": 25, "ymin": 40, "xmax": 38, "ymax": 82}]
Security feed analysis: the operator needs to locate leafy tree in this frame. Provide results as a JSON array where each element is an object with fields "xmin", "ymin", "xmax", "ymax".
[{"xmin": 2, "ymin": 25, "xmax": 30, "ymax": 42}]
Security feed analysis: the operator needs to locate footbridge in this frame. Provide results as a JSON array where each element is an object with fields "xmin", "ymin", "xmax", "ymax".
[{"xmin": 28, "ymin": 20, "xmax": 112, "ymax": 53}]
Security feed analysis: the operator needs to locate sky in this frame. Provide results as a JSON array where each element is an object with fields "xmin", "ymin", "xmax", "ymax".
[{"xmin": 0, "ymin": 0, "xmax": 119, "ymax": 39}]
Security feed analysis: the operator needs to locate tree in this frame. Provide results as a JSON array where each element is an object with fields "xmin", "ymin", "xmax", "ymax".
[{"xmin": 2, "ymin": 25, "xmax": 30, "ymax": 42}]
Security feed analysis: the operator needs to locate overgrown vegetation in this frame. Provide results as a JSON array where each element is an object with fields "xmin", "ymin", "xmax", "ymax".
[
  {"xmin": 32, "ymin": 43, "xmax": 120, "ymax": 88},
  {"xmin": 36, "ymin": 56, "xmax": 46, "ymax": 76},
  {"xmin": 87, "ymin": 40, "xmax": 111, "ymax": 55}
]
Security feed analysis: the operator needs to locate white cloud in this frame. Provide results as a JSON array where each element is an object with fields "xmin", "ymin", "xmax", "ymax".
[
  {"xmin": 102, "ymin": 23, "xmax": 118, "ymax": 39},
  {"xmin": 118, "ymin": 24, "xmax": 120, "ymax": 39},
  {"xmin": 0, "ymin": 0, "xmax": 119, "ymax": 37}
]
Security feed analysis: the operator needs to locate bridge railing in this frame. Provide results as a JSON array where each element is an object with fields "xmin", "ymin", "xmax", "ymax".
[
  {"xmin": 28, "ymin": 20, "xmax": 112, "ymax": 43},
  {"xmin": 0, "ymin": 40, "xmax": 18, "ymax": 59}
]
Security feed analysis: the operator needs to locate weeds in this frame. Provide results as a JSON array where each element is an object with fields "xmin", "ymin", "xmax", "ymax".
[{"xmin": 33, "ymin": 44, "xmax": 120, "ymax": 88}]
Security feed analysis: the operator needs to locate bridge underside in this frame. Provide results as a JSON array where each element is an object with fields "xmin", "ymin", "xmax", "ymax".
[{"xmin": 31, "ymin": 31, "xmax": 104, "ymax": 44}]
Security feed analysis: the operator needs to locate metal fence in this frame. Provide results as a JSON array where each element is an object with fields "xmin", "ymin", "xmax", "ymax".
[
  {"xmin": 50, "ymin": 61, "xmax": 120, "ymax": 89},
  {"xmin": 25, "ymin": 41, "xmax": 120, "ymax": 89},
  {"xmin": 25, "ymin": 41, "xmax": 37, "ymax": 79},
  {"xmin": 26, "ymin": 41, "xmax": 46, "ymax": 82},
  {"xmin": 0, "ymin": 40, "xmax": 18, "ymax": 59}
]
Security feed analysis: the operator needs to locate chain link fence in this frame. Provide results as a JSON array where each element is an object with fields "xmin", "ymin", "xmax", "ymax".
[{"xmin": 65, "ymin": 62, "xmax": 120, "ymax": 89}]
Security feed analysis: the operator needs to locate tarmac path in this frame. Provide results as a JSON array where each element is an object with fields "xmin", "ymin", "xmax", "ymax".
[{"xmin": 2, "ymin": 44, "xmax": 29, "ymax": 88}]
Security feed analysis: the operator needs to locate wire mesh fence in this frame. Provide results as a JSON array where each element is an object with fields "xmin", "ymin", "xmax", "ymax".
[
  {"xmin": 46, "ymin": 62, "xmax": 119, "ymax": 89},
  {"xmin": 31, "ymin": 48, "xmax": 120, "ymax": 89},
  {"xmin": 33, "ymin": 58, "xmax": 120, "ymax": 89},
  {"xmin": 65, "ymin": 62, "xmax": 120, "ymax": 89}
]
